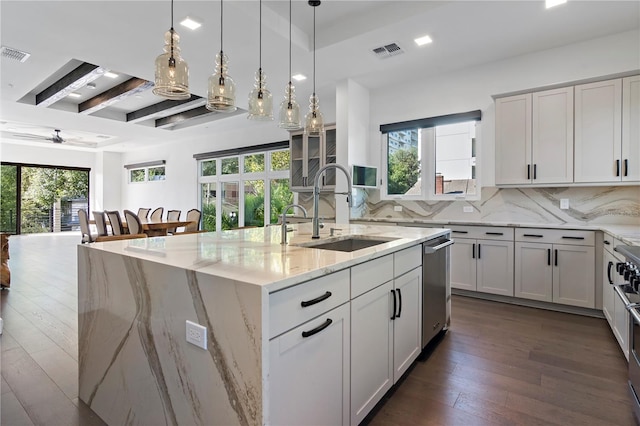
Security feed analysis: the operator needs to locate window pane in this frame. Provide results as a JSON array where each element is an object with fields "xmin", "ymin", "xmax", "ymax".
[
  {"xmin": 244, "ymin": 180, "xmax": 265, "ymax": 227},
  {"xmin": 269, "ymin": 179, "xmax": 293, "ymax": 224},
  {"xmin": 221, "ymin": 157, "xmax": 239, "ymax": 175},
  {"xmin": 386, "ymin": 130, "xmax": 420, "ymax": 195},
  {"xmin": 202, "ymin": 160, "xmax": 216, "ymax": 176},
  {"xmin": 201, "ymin": 183, "xmax": 216, "ymax": 231},
  {"xmin": 244, "ymin": 153, "xmax": 265, "ymax": 173},
  {"xmin": 270, "ymin": 150, "xmax": 290, "ymax": 171},
  {"xmin": 148, "ymin": 166, "xmax": 166, "ymax": 181},
  {"xmin": 0, "ymin": 164, "xmax": 18, "ymax": 234},
  {"xmin": 435, "ymin": 122, "xmax": 476, "ymax": 196},
  {"xmin": 221, "ymin": 181, "xmax": 239, "ymax": 229},
  {"xmin": 130, "ymin": 169, "xmax": 145, "ymax": 183}
]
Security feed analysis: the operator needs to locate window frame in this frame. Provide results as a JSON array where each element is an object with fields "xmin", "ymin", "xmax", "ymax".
[{"xmin": 128, "ymin": 165, "xmax": 166, "ymax": 183}]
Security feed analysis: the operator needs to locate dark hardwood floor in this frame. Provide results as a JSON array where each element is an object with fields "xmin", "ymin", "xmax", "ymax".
[{"xmin": 1, "ymin": 233, "xmax": 635, "ymax": 425}]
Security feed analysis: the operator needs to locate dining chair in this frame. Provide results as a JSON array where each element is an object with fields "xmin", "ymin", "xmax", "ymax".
[
  {"xmin": 166, "ymin": 209, "xmax": 181, "ymax": 234},
  {"xmin": 137, "ymin": 208, "xmax": 151, "ymax": 219},
  {"xmin": 78, "ymin": 209, "xmax": 96, "ymax": 243},
  {"xmin": 184, "ymin": 209, "xmax": 201, "ymax": 232},
  {"xmin": 106, "ymin": 210, "xmax": 125, "ymax": 235},
  {"xmin": 92, "ymin": 211, "xmax": 109, "ymax": 237},
  {"xmin": 124, "ymin": 210, "xmax": 143, "ymax": 235},
  {"xmin": 150, "ymin": 207, "xmax": 164, "ymax": 222}
]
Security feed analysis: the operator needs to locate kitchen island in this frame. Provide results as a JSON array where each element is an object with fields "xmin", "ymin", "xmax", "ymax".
[{"xmin": 77, "ymin": 223, "xmax": 450, "ymax": 425}]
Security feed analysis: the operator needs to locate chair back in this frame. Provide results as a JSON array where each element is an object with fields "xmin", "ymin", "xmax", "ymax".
[
  {"xmin": 137, "ymin": 208, "xmax": 151, "ymax": 219},
  {"xmin": 106, "ymin": 210, "xmax": 125, "ymax": 235},
  {"xmin": 166, "ymin": 210, "xmax": 181, "ymax": 234},
  {"xmin": 123, "ymin": 210, "xmax": 143, "ymax": 235},
  {"xmin": 92, "ymin": 211, "xmax": 109, "ymax": 236},
  {"xmin": 185, "ymin": 209, "xmax": 201, "ymax": 232},
  {"xmin": 78, "ymin": 209, "xmax": 93, "ymax": 243},
  {"xmin": 150, "ymin": 207, "xmax": 164, "ymax": 221}
]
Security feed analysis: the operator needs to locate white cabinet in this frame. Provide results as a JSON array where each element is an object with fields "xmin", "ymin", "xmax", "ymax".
[
  {"xmin": 269, "ymin": 303, "xmax": 350, "ymax": 426},
  {"xmin": 515, "ymin": 229, "xmax": 595, "ymax": 308},
  {"xmin": 450, "ymin": 226, "xmax": 514, "ymax": 296},
  {"xmin": 495, "ymin": 87, "xmax": 573, "ymax": 185},
  {"xmin": 574, "ymin": 79, "xmax": 623, "ymax": 183},
  {"xmin": 622, "ymin": 75, "xmax": 640, "ymax": 182},
  {"xmin": 602, "ymin": 233, "xmax": 629, "ymax": 360},
  {"xmin": 289, "ymin": 125, "xmax": 337, "ymax": 191}
]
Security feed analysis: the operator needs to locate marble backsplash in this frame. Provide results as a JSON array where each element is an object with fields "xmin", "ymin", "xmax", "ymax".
[{"xmin": 300, "ymin": 186, "xmax": 640, "ymax": 226}]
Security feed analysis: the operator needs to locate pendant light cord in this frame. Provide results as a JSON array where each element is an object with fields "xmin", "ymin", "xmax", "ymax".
[
  {"xmin": 288, "ymin": 0, "xmax": 292, "ymax": 106},
  {"xmin": 169, "ymin": 0, "xmax": 175, "ymax": 63},
  {"xmin": 220, "ymin": 0, "xmax": 224, "ymax": 54},
  {"xmin": 259, "ymin": 0, "xmax": 262, "ymax": 70},
  {"xmin": 313, "ymin": 6, "xmax": 316, "ymax": 96}
]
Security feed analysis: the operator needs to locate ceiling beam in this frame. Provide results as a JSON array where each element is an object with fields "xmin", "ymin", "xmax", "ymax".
[
  {"xmin": 126, "ymin": 95, "xmax": 204, "ymax": 124},
  {"xmin": 79, "ymin": 78, "xmax": 154, "ymax": 115},
  {"xmin": 36, "ymin": 62, "xmax": 107, "ymax": 107},
  {"xmin": 155, "ymin": 106, "xmax": 216, "ymax": 128}
]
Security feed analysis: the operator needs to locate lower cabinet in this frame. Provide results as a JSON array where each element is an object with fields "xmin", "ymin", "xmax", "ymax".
[
  {"xmin": 269, "ymin": 302, "xmax": 351, "ymax": 426},
  {"xmin": 350, "ymin": 267, "xmax": 422, "ymax": 425},
  {"xmin": 602, "ymin": 234, "xmax": 629, "ymax": 359}
]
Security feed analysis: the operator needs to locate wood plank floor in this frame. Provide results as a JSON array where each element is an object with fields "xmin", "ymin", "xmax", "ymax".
[{"xmin": 1, "ymin": 232, "xmax": 635, "ymax": 425}]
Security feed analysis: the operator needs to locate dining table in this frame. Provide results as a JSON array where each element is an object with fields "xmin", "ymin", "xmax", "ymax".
[{"xmin": 125, "ymin": 218, "xmax": 196, "ymax": 237}]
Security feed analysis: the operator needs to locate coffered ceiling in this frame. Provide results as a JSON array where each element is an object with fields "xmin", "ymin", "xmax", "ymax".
[{"xmin": 0, "ymin": 1, "xmax": 638, "ymax": 152}]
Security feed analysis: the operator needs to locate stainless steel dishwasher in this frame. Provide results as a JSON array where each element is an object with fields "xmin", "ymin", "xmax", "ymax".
[{"xmin": 422, "ymin": 234, "xmax": 453, "ymax": 348}]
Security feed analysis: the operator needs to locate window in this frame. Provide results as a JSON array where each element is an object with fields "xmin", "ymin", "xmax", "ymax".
[
  {"xmin": 128, "ymin": 165, "xmax": 166, "ymax": 183},
  {"xmin": 380, "ymin": 111, "xmax": 481, "ymax": 200}
]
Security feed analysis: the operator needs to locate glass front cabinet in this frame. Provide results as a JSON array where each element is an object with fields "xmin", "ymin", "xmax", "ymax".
[{"xmin": 289, "ymin": 125, "xmax": 336, "ymax": 192}]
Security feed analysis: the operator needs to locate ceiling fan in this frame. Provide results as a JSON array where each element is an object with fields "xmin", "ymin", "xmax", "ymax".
[{"xmin": 11, "ymin": 129, "xmax": 96, "ymax": 147}]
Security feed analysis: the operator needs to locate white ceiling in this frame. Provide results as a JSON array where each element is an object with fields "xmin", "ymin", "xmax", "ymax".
[{"xmin": 0, "ymin": 0, "xmax": 638, "ymax": 152}]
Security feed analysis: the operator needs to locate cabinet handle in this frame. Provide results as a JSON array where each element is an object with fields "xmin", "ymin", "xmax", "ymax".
[
  {"xmin": 547, "ymin": 249, "xmax": 551, "ymax": 266},
  {"xmin": 604, "ymin": 240, "xmax": 611, "ymax": 245},
  {"xmin": 561, "ymin": 236, "xmax": 584, "ymax": 240},
  {"xmin": 300, "ymin": 291, "xmax": 332, "ymax": 307},
  {"xmin": 533, "ymin": 164, "xmax": 537, "ymax": 180},
  {"xmin": 478, "ymin": 244, "xmax": 481, "ymax": 259},
  {"xmin": 608, "ymin": 261, "xmax": 614, "ymax": 285},
  {"xmin": 554, "ymin": 249, "xmax": 558, "ymax": 267},
  {"xmin": 396, "ymin": 288, "xmax": 402, "ymax": 319},
  {"xmin": 523, "ymin": 234, "xmax": 543, "ymax": 238},
  {"xmin": 472, "ymin": 243, "xmax": 476, "ymax": 259},
  {"xmin": 527, "ymin": 164, "xmax": 531, "ymax": 180},
  {"xmin": 485, "ymin": 232, "xmax": 503, "ymax": 236},
  {"xmin": 624, "ymin": 159, "xmax": 629, "ymax": 177},
  {"xmin": 301, "ymin": 318, "xmax": 333, "ymax": 338},
  {"xmin": 452, "ymin": 230, "xmax": 468, "ymax": 234},
  {"xmin": 616, "ymin": 159, "xmax": 621, "ymax": 177},
  {"xmin": 390, "ymin": 290, "xmax": 397, "ymax": 320}
]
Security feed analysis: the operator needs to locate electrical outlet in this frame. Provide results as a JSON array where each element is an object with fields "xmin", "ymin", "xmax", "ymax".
[
  {"xmin": 560, "ymin": 199, "xmax": 569, "ymax": 210},
  {"xmin": 463, "ymin": 206, "xmax": 474, "ymax": 213},
  {"xmin": 186, "ymin": 320, "xmax": 207, "ymax": 349},
  {"xmin": 394, "ymin": 205, "xmax": 403, "ymax": 212}
]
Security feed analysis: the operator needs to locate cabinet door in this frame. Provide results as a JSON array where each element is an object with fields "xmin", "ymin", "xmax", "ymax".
[
  {"xmin": 495, "ymin": 94, "xmax": 532, "ymax": 185},
  {"xmin": 269, "ymin": 303, "xmax": 350, "ymax": 426},
  {"xmin": 350, "ymin": 281, "xmax": 394, "ymax": 426},
  {"xmin": 514, "ymin": 242, "xmax": 553, "ymax": 302},
  {"xmin": 307, "ymin": 134, "xmax": 321, "ymax": 189},
  {"xmin": 552, "ymin": 245, "xmax": 595, "ymax": 308},
  {"xmin": 392, "ymin": 267, "xmax": 422, "ymax": 382},
  {"xmin": 602, "ymin": 251, "xmax": 616, "ymax": 325},
  {"xmin": 574, "ymin": 79, "xmax": 622, "ymax": 183},
  {"xmin": 532, "ymin": 87, "xmax": 574, "ymax": 184},
  {"xmin": 476, "ymin": 240, "xmax": 514, "ymax": 296},
  {"xmin": 290, "ymin": 132, "xmax": 306, "ymax": 188},
  {"xmin": 450, "ymin": 238, "xmax": 477, "ymax": 291},
  {"xmin": 613, "ymin": 290, "xmax": 630, "ymax": 360},
  {"xmin": 323, "ymin": 127, "xmax": 337, "ymax": 187},
  {"xmin": 622, "ymin": 75, "xmax": 640, "ymax": 182}
]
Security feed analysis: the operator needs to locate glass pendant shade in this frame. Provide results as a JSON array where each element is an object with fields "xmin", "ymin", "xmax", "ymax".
[
  {"xmin": 207, "ymin": 51, "xmax": 237, "ymax": 112},
  {"xmin": 248, "ymin": 69, "xmax": 273, "ymax": 120},
  {"xmin": 278, "ymin": 82, "xmax": 301, "ymax": 129},
  {"xmin": 153, "ymin": 29, "xmax": 190, "ymax": 100},
  {"xmin": 304, "ymin": 93, "xmax": 324, "ymax": 136}
]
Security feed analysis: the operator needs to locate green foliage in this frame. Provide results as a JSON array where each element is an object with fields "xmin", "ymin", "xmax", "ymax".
[
  {"xmin": 201, "ymin": 160, "xmax": 216, "ymax": 176},
  {"xmin": 148, "ymin": 167, "xmax": 165, "ymax": 181},
  {"xmin": 270, "ymin": 150, "xmax": 290, "ymax": 171},
  {"xmin": 388, "ymin": 148, "xmax": 420, "ymax": 195},
  {"xmin": 221, "ymin": 157, "xmax": 239, "ymax": 174},
  {"xmin": 244, "ymin": 154, "xmax": 265, "ymax": 173},
  {"xmin": 244, "ymin": 193, "xmax": 264, "ymax": 227},
  {"xmin": 202, "ymin": 203, "xmax": 216, "ymax": 231},
  {"xmin": 0, "ymin": 165, "xmax": 18, "ymax": 233},
  {"xmin": 269, "ymin": 179, "xmax": 293, "ymax": 224}
]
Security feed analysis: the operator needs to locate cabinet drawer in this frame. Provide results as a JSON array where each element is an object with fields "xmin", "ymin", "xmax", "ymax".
[
  {"xmin": 515, "ymin": 228, "xmax": 594, "ymax": 246},
  {"xmin": 449, "ymin": 225, "xmax": 514, "ymax": 241},
  {"xmin": 394, "ymin": 245, "xmax": 422, "ymax": 277},
  {"xmin": 269, "ymin": 269, "xmax": 350, "ymax": 339},
  {"xmin": 351, "ymin": 254, "xmax": 394, "ymax": 298}
]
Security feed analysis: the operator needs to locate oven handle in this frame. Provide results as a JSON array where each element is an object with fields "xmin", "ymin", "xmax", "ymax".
[
  {"xmin": 629, "ymin": 305, "xmax": 640, "ymax": 326},
  {"xmin": 614, "ymin": 285, "xmax": 632, "ymax": 306},
  {"xmin": 614, "ymin": 285, "xmax": 640, "ymax": 324}
]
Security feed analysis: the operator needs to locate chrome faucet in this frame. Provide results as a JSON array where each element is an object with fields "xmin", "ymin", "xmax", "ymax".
[
  {"xmin": 280, "ymin": 204, "xmax": 308, "ymax": 244},
  {"xmin": 312, "ymin": 163, "xmax": 353, "ymax": 239}
]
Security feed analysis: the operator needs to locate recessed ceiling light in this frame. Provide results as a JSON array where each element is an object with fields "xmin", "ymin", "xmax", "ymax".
[
  {"xmin": 414, "ymin": 35, "xmax": 433, "ymax": 46},
  {"xmin": 180, "ymin": 17, "xmax": 202, "ymax": 30},
  {"xmin": 104, "ymin": 71, "xmax": 119, "ymax": 79},
  {"xmin": 68, "ymin": 92, "xmax": 82, "ymax": 98},
  {"xmin": 546, "ymin": 0, "xmax": 567, "ymax": 8},
  {"xmin": 292, "ymin": 74, "xmax": 307, "ymax": 82},
  {"xmin": 86, "ymin": 83, "xmax": 96, "ymax": 90}
]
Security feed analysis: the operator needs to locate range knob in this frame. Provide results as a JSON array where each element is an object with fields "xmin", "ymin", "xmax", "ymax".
[
  {"xmin": 626, "ymin": 266, "xmax": 640, "ymax": 281},
  {"xmin": 618, "ymin": 262, "xmax": 628, "ymax": 275}
]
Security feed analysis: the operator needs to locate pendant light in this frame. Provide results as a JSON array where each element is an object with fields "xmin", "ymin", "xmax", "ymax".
[
  {"xmin": 153, "ymin": 0, "xmax": 190, "ymax": 100},
  {"xmin": 278, "ymin": 0, "xmax": 301, "ymax": 130},
  {"xmin": 304, "ymin": 0, "xmax": 324, "ymax": 136},
  {"xmin": 207, "ymin": 0, "xmax": 237, "ymax": 112},
  {"xmin": 247, "ymin": 0, "xmax": 273, "ymax": 120}
]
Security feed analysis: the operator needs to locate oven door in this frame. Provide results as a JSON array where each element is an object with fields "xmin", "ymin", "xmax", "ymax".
[{"xmin": 628, "ymin": 306, "xmax": 640, "ymax": 422}]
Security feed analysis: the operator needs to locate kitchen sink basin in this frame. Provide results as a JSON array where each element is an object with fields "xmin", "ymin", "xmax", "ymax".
[{"xmin": 297, "ymin": 236, "xmax": 397, "ymax": 252}]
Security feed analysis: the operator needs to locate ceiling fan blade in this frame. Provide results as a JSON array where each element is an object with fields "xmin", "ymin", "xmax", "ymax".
[
  {"xmin": 11, "ymin": 133, "xmax": 48, "ymax": 139},
  {"xmin": 65, "ymin": 139, "xmax": 97, "ymax": 147}
]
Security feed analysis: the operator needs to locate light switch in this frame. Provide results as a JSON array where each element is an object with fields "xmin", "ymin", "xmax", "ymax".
[
  {"xmin": 394, "ymin": 205, "xmax": 403, "ymax": 212},
  {"xmin": 560, "ymin": 199, "xmax": 569, "ymax": 210}
]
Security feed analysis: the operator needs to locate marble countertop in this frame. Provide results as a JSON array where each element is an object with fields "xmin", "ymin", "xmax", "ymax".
[{"xmin": 85, "ymin": 223, "xmax": 449, "ymax": 292}]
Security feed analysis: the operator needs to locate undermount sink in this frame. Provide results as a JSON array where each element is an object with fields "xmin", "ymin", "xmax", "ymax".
[{"xmin": 296, "ymin": 236, "xmax": 398, "ymax": 252}]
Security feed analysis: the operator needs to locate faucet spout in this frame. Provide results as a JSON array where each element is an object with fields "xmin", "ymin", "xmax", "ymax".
[
  {"xmin": 280, "ymin": 204, "xmax": 308, "ymax": 245},
  {"xmin": 312, "ymin": 163, "xmax": 352, "ymax": 239}
]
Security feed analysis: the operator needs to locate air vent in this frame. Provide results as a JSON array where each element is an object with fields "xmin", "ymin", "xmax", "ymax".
[
  {"xmin": 1, "ymin": 46, "xmax": 30, "ymax": 63},
  {"xmin": 371, "ymin": 42, "xmax": 404, "ymax": 59}
]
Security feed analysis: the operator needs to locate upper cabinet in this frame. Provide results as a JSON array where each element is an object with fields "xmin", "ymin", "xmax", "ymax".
[
  {"xmin": 495, "ymin": 87, "xmax": 573, "ymax": 185},
  {"xmin": 289, "ymin": 125, "xmax": 337, "ymax": 191},
  {"xmin": 495, "ymin": 74, "xmax": 639, "ymax": 187}
]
